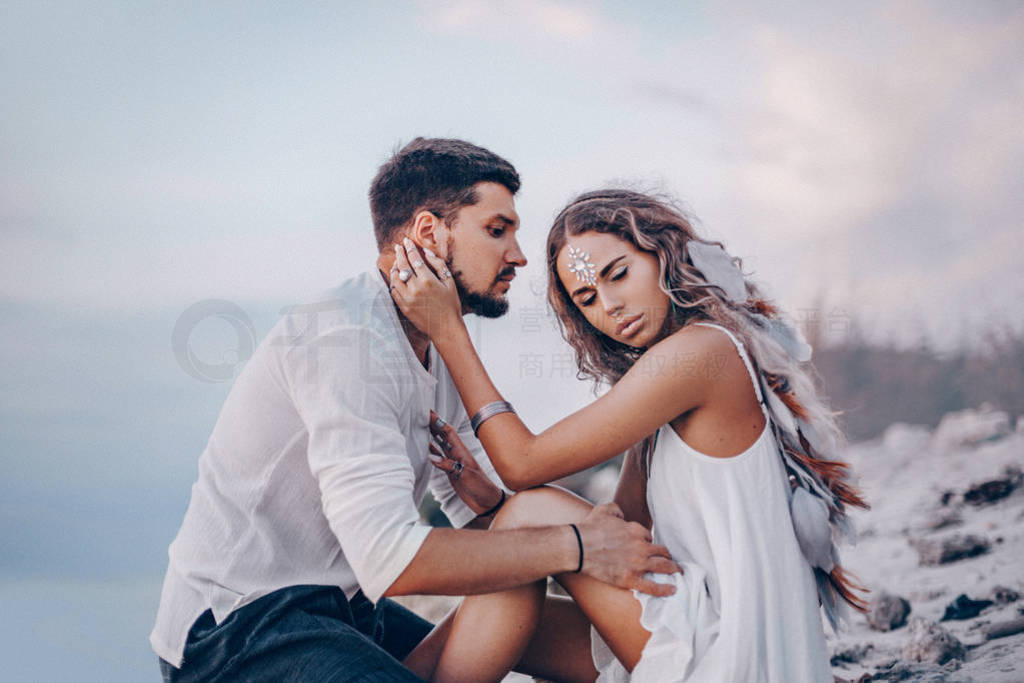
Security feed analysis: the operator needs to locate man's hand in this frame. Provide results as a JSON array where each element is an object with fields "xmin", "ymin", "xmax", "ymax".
[
  {"xmin": 576, "ymin": 503, "xmax": 682, "ymax": 597},
  {"xmin": 428, "ymin": 410, "xmax": 504, "ymax": 517}
]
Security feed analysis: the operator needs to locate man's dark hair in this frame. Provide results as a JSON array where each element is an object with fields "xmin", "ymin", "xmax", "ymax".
[{"xmin": 369, "ymin": 137, "xmax": 520, "ymax": 250}]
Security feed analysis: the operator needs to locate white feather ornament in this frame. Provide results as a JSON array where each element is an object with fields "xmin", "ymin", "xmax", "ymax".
[
  {"xmin": 760, "ymin": 376, "xmax": 798, "ymax": 436},
  {"xmin": 687, "ymin": 242, "xmax": 747, "ymax": 303},
  {"xmin": 791, "ymin": 487, "xmax": 835, "ymax": 572},
  {"xmin": 767, "ymin": 317, "xmax": 813, "ymax": 363},
  {"xmin": 796, "ymin": 417, "xmax": 836, "ymax": 460}
]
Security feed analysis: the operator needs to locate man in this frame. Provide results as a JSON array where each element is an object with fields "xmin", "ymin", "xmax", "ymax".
[{"xmin": 152, "ymin": 138, "xmax": 676, "ymax": 681}]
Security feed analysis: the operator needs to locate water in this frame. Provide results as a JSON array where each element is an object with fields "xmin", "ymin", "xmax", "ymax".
[{"xmin": 0, "ymin": 576, "xmax": 164, "ymax": 681}]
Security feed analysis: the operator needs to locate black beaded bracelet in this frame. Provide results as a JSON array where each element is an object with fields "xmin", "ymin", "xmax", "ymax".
[
  {"xmin": 569, "ymin": 523, "xmax": 584, "ymax": 573},
  {"xmin": 478, "ymin": 490, "xmax": 507, "ymax": 518}
]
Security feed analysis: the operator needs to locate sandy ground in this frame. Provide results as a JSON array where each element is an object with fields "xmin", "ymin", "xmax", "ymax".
[
  {"xmin": 825, "ymin": 408, "xmax": 1024, "ymax": 682},
  {"xmin": 397, "ymin": 407, "xmax": 1024, "ymax": 682}
]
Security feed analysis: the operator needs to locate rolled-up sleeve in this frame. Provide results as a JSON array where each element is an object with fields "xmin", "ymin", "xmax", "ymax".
[{"xmin": 284, "ymin": 324, "xmax": 430, "ymax": 603}]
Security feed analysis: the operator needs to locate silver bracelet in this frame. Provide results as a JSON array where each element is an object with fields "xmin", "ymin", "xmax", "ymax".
[{"xmin": 470, "ymin": 401, "xmax": 516, "ymax": 436}]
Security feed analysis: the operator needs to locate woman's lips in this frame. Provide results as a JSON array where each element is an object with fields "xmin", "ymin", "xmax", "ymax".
[{"xmin": 616, "ymin": 313, "xmax": 643, "ymax": 338}]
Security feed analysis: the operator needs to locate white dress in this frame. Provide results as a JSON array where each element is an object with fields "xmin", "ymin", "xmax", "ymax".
[{"xmin": 592, "ymin": 323, "xmax": 832, "ymax": 682}]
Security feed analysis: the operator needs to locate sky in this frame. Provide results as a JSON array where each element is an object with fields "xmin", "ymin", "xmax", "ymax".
[{"xmin": 1, "ymin": 1, "xmax": 1022, "ymax": 679}]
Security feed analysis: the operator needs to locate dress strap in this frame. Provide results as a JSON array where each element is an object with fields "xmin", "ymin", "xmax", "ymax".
[{"xmin": 693, "ymin": 322, "xmax": 766, "ymax": 410}]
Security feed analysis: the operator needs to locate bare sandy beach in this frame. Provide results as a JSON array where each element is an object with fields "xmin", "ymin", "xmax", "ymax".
[{"xmin": 826, "ymin": 407, "xmax": 1023, "ymax": 682}]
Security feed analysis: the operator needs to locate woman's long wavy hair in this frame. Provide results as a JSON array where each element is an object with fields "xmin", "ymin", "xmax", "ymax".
[{"xmin": 546, "ymin": 188, "xmax": 870, "ymax": 613}]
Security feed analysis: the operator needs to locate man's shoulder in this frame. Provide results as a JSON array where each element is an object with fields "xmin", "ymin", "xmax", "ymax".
[{"xmin": 276, "ymin": 270, "xmax": 396, "ymax": 336}]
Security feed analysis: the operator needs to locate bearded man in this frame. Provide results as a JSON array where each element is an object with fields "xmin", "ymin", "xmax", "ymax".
[{"xmin": 151, "ymin": 138, "xmax": 673, "ymax": 681}]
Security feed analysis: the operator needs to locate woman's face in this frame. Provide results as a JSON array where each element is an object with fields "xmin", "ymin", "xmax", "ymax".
[{"xmin": 555, "ymin": 231, "xmax": 674, "ymax": 349}]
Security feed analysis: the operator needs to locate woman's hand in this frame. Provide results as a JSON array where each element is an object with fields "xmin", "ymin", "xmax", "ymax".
[
  {"xmin": 428, "ymin": 410, "xmax": 505, "ymax": 517},
  {"xmin": 390, "ymin": 238, "xmax": 463, "ymax": 340}
]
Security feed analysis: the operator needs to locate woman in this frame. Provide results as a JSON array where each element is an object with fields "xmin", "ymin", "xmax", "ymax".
[{"xmin": 392, "ymin": 189, "xmax": 868, "ymax": 681}]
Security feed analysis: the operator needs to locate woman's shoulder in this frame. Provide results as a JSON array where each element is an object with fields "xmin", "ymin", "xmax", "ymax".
[
  {"xmin": 645, "ymin": 321, "xmax": 738, "ymax": 361},
  {"xmin": 625, "ymin": 322, "xmax": 739, "ymax": 396},
  {"xmin": 638, "ymin": 322, "xmax": 757, "ymax": 399}
]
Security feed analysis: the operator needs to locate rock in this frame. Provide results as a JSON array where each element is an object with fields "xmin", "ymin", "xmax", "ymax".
[
  {"xmin": 990, "ymin": 585, "xmax": 1020, "ymax": 604},
  {"xmin": 902, "ymin": 618, "xmax": 966, "ymax": 665},
  {"xmin": 867, "ymin": 592, "xmax": 912, "ymax": 631},
  {"xmin": 866, "ymin": 658, "xmax": 963, "ymax": 681},
  {"xmin": 940, "ymin": 593, "xmax": 993, "ymax": 621},
  {"xmin": 910, "ymin": 534, "xmax": 990, "ymax": 566},
  {"xmin": 931, "ymin": 406, "xmax": 1012, "ymax": 450},
  {"xmin": 962, "ymin": 466, "xmax": 1022, "ymax": 506},
  {"xmin": 964, "ymin": 480, "xmax": 1014, "ymax": 505},
  {"xmin": 922, "ymin": 509, "xmax": 962, "ymax": 531},
  {"xmin": 831, "ymin": 642, "xmax": 873, "ymax": 665},
  {"xmin": 982, "ymin": 617, "xmax": 1024, "ymax": 640}
]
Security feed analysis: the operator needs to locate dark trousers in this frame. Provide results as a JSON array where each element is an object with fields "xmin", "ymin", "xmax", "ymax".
[{"xmin": 159, "ymin": 585, "xmax": 433, "ymax": 682}]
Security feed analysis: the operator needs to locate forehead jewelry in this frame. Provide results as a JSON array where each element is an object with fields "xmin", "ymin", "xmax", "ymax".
[{"xmin": 566, "ymin": 246, "xmax": 597, "ymax": 285}]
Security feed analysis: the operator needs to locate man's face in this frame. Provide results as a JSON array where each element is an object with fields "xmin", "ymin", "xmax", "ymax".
[{"xmin": 444, "ymin": 182, "xmax": 527, "ymax": 318}]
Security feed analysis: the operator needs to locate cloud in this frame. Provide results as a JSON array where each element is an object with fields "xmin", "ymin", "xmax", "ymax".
[
  {"xmin": 4, "ymin": 0, "xmax": 1021, "ymax": 347},
  {"xmin": 735, "ymin": 4, "xmax": 1024, "ymax": 236}
]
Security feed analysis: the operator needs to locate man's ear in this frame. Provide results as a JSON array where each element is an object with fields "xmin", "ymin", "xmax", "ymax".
[{"xmin": 411, "ymin": 210, "xmax": 450, "ymax": 259}]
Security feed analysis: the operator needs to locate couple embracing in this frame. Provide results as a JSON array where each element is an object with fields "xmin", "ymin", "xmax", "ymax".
[{"xmin": 152, "ymin": 137, "xmax": 867, "ymax": 682}]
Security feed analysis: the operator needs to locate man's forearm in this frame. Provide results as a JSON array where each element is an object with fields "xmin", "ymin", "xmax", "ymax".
[
  {"xmin": 462, "ymin": 515, "xmax": 492, "ymax": 530},
  {"xmin": 383, "ymin": 526, "xmax": 578, "ymax": 597}
]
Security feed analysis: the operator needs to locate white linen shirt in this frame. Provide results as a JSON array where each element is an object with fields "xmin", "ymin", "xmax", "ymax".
[{"xmin": 150, "ymin": 270, "xmax": 503, "ymax": 668}]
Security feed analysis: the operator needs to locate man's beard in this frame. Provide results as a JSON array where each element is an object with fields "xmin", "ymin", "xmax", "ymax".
[{"xmin": 449, "ymin": 259, "xmax": 512, "ymax": 319}]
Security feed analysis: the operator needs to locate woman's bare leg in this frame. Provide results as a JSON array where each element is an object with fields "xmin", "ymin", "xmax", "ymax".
[
  {"xmin": 408, "ymin": 592, "xmax": 599, "ymax": 683},
  {"xmin": 403, "ymin": 608, "xmax": 456, "ymax": 680},
  {"xmin": 403, "ymin": 579, "xmax": 544, "ymax": 683},
  {"xmin": 404, "ymin": 486, "xmax": 652, "ymax": 681},
  {"xmin": 431, "ymin": 581, "xmax": 546, "ymax": 681},
  {"xmin": 497, "ymin": 487, "xmax": 653, "ymax": 673},
  {"xmin": 402, "ymin": 493, "xmax": 550, "ymax": 682},
  {"xmin": 513, "ymin": 594, "xmax": 598, "ymax": 683}
]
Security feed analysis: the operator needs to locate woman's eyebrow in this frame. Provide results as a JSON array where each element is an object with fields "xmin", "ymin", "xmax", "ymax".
[{"xmin": 569, "ymin": 254, "xmax": 625, "ymax": 297}]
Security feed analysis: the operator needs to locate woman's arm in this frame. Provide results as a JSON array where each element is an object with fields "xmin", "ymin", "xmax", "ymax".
[
  {"xmin": 428, "ymin": 312, "xmax": 717, "ymax": 489},
  {"xmin": 614, "ymin": 443, "xmax": 652, "ymax": 529},
  {"xmin": 391, "ymin": 241, "xmax": 717, "ymax": 490}
]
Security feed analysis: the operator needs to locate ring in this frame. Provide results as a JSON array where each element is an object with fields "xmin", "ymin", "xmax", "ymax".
[
  {"xmin": 450, "ymin": 460, "xmax": 463, "ymax": 481},
  {"xmin": 413, "ymin": 260, "xmax": 424, "ymax": 268},
  {"xmin": 432, "ymin": 416, "xmax": 447, "ymax": 430},
  {"xmin": 439, "ymin": 269, "xmax": 451, "ymax": 281},
  {"xmin": 398, "ymin": 269, "xmax": 413, "ymax": 283}
]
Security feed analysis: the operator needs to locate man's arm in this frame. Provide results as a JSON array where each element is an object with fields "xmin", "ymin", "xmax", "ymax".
[
  {"xmin": 283, "ymin": 318, "xmax": 676, "ymax": 602},
  {"xmin": 386, "ymin": 503, "xmax": 679, "ymax": 598},
  {"xmin": 462, "ymin": 515, "xmax": 496, "ymax": 530}
]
